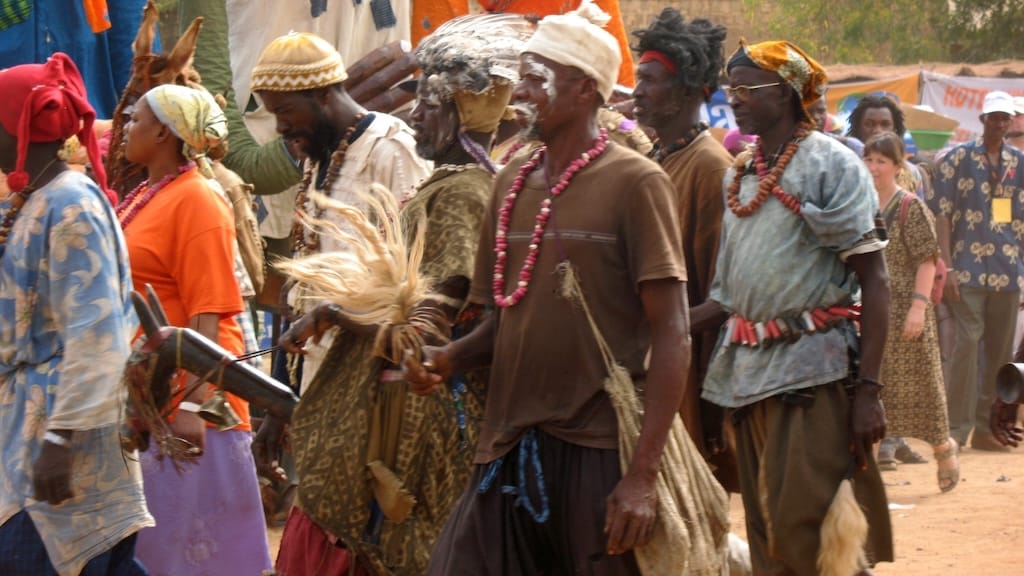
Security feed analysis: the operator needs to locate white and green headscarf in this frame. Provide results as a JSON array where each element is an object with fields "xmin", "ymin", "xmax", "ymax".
[{"xmin": 144, "ymin": 84, "xmax": 228, "ymax": 178}]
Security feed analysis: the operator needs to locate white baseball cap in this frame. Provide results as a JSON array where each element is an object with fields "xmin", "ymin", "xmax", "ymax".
[
  {"xmin": 982, "ymin": 91, "xmax": 1015, "ymax": 115},
  {"xmin": 1014, "ymin": 96, "xmax": 1024, "ymax": 116}
]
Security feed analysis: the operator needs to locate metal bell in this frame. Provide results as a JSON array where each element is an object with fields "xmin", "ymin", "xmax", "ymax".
[{"xmin": 198, "ymin": 389, "xmax": 242, "ymax": 431}]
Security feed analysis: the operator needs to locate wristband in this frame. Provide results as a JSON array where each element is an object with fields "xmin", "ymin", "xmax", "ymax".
[
  {"xmin": 179, "ymin": 401, "xmax": 202, "ymax": 414},
  {"xmin": 912, "ymin": 292, "xmax": 931, "ymax": 305},
  {"xmin": 857, "ymin": 376, "xmax": 883, "ymax": 389},
  {"xmin": 43, "ymin": 431, "xmax": 69, "ymax": 447}
]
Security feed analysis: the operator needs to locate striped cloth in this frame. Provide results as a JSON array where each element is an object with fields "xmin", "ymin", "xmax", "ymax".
[{"xmin": 0, "ymin": 0, "xmax": 31, "ymax": 31}]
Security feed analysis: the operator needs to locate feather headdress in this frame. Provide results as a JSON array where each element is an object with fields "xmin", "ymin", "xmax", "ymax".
[{"xmin": 415, "ymin": 13, "xmax": 535, "ymax": 102}]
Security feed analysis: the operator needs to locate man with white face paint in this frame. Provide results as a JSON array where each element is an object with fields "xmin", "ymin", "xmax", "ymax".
[{"xmin": 403, "ymin": 2, "xmax": 715, "ymax": 574}]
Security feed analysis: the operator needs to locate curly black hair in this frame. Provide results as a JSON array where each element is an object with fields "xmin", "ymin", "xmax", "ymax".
[
  {"xmin": 847, "ymin": 95, "xmax": 907, "ymax": 139},
  {"xmin": 631, "ymin": 8, "xmax": 727, "ymax": 102}
]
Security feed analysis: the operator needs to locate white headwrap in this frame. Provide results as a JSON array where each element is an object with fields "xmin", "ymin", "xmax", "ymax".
[
  {"xmin": 521, "ymin": 0, "xmax": 621, "ymax": 102},
  {"xmin": 145, "ymin": 84, "xmax": 228, "ymax": 178}
]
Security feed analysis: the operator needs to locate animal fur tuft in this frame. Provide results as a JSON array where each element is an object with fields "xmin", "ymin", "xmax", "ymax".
[{"xmin": 817, "ymin": 479, "xmax": 868, "ymax": 576}]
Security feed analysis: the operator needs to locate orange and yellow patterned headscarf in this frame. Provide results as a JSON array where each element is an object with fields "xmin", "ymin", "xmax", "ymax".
[{"xmin": 727, "ymin": 39, "xmax": 828, "ymax": 120}]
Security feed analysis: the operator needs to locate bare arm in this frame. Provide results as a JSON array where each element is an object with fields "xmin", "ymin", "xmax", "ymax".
[
  {"xmin": 913, "ymin": 259, "xmax": 937, "ymax": 298},
  {"xmin": 848, "ymin": 251, "xmax": 889, "ymax": 381},
  {"xmin": 631, "ymin": 279, "xmax": 691, "ymax": 481},
  {"xmin": 689, "ymin": 300, "xmax": 728, "ymax": 334},
  {"xmin": 186, "ymin": 313, "xmax": 223, "ymax": 399},
  {"xmin": 168, "ymin": 312, "xmax": 225, "ymax": 453},
  {"xmin": 846, "ymin": 250, "xmax": 890, "ymax": 466},
  {"xmin": 903, "ymin": 259, "xmax": 936, "ymax": 340},
  {"xmin": 605, "ymin": 278, "xmax": 690, "ymax": 555}
]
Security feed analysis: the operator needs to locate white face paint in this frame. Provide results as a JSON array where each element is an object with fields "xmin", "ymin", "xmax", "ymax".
[
  {"xmin": 522, "ymin": 55, "xmax": 558, "ymax": 101},
  {"xmin": 510, "ymin": 101, "xmax": 539, "ymax": 140}
]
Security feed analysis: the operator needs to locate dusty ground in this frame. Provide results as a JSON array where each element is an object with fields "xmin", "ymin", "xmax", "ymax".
[
  {"xmin": 726, "ymin": 437, "xmax": 1024, "ymax": 575},
  {"xmin": 267, "ymin": 438, "xmax": 1024, "ymax": 574}
]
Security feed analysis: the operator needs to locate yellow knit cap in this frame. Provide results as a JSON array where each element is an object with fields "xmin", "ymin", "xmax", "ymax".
[{"xmin": 251, "ymin": 32, "xmax": 348, "ymax": 93}]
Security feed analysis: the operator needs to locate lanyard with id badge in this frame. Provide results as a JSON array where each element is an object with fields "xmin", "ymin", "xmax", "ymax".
[{"xmin": 984, "ymin": 150, "xmax": 1013, "ymax": 224}]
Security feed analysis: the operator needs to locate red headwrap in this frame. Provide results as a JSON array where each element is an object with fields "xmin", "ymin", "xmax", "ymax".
[
  {"xmin": 638, "ymin": 50, "xmax": 678, "ymax": 75},
  {"xmin": 0, "ymin": 53, "xmax": 115, "ymax": 203}
]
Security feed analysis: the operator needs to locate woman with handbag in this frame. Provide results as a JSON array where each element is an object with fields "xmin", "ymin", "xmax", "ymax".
[{"xmin": 865, "ymin": 132, "xmax": 960, "ymax": 492}]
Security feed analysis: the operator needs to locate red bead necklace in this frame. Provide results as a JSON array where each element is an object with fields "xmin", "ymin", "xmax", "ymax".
[
  {"xmin": 499, "ymin": 139, "xmax": 529, "ymax": 165},
  {"xmin": 726, "ymin": 124, "xmax": 809, "ymax": 218},
  {"xmin": 116, "ymin": 162, "xmax": 195, "ymax": 228},
  {"xmin": 492, "ymin": 129, "xmax": 609, "ymax": 308}
]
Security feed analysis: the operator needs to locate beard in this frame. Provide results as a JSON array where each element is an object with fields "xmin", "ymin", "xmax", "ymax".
[
  {"xmin": 285, "ymin": 110, "xmax": 337, "ymax": 162},
  {"xmin": 511, "ymin": 102, "xmax": 542, "ymax": 141},
  {"xmin": 415, "ymin": 127, "xmax": 457, "ymax": 162}
]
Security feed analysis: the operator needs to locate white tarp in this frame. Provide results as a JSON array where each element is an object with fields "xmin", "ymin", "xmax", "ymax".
[{"xmin": 920, "ymin": 71, "xmax": 1024, "ymax": 142}]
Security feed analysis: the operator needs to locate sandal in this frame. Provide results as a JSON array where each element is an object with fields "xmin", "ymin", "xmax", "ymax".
[
  {"xmin": 935, "ymin": 438, "xmax": 960, "ymax": 493},
  {"xmin": 895, "ymin": 441, "xmax": 929, "ymax": 464}
]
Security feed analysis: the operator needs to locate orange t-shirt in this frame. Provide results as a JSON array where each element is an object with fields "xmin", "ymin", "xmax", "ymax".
[{"xmin": 123, "ymin": 168, "xmax": 250, "ymax": 430}]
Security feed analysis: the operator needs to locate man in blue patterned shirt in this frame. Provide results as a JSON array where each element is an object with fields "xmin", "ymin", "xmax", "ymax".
[
  {"xmin": 0, "ymin": 55, "xmax": 152, "ymax": 576},
  {"xmin": 928, "ymin": 90, "xmax": 1024, "ymax": 451}
]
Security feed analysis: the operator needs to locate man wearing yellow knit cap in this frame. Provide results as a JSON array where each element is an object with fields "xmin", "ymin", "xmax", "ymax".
[
  {"xmin": 694, "ymin": 40, "xmax": 895, "ymax": 575},
  {"xmin": 249, "ymin": 32, "xmax": 430, "ymax": 394},
  {"xmin": 249, "ymin": 31, "xmax": 430, "ymax": 575}
]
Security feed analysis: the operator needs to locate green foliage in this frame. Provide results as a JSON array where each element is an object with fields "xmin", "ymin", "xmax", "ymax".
[
  {"xmin": 742, "ymin": 0, "xmax": 1023, "ymax": 64},
  {"xmin": 945, "ymin": 0, "xmax": 1024, "ymax": 62}
]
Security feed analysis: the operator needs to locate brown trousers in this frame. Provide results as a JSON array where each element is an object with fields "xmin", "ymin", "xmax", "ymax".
[{"xmin": 732, "ymin": 381, "xmax": 894, "ymax": 575}]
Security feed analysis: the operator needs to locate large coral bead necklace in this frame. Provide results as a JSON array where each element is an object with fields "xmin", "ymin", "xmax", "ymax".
[
  {"xmin": 116, "ymin": 162, "xmax": 195, "ymax": 228},
  {"xmin": 726, "ymin": 124, "xmax": 808, "ymax": 218},
  {"xmin": 492, "ymin": 129, "xmax": 609, "ymax": 308}
]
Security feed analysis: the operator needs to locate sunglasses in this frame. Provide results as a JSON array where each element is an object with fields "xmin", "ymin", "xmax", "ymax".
[{"xmin": 724, "ymin": 82, "xmax": 783, "ymax": 102}]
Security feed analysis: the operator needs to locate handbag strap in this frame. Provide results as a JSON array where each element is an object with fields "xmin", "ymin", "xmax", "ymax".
[{"xmin": 897, "ymin": 191, "xmax": 914, "ymax": 228}]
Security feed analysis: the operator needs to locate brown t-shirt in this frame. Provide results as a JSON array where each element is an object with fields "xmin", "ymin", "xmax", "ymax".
[
  {"xmin": 661, "ymin": 131, "xmax": 732, "ymax": 448},
  {"xmin": 469, "ymin": 142, "xmax": 686, "ymax": 463},
  {"xmin": 661, "ymin": 131, "xmax": 732, "ymax": 308}
]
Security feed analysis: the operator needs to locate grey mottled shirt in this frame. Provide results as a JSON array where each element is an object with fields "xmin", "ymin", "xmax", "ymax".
[{"xmin": 703, "ymin": 131, "xmax": 883, "ymax": 408}]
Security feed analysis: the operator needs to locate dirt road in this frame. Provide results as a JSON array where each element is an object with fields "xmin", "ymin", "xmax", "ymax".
[
  {"xmin": 727, "ymin": 438, "xmax": 1024, "ymax": 575},
  {"xmin": 268, "ymin": 438, "xmax": 1024, "ymax": 574}
]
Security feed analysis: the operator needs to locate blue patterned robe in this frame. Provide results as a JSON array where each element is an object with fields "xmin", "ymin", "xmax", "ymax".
[{"xmin": 0, "ymin": 171, "xmax": 153, "ymax": 575}]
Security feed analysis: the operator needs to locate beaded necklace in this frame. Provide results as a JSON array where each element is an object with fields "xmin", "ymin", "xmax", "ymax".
[
  {"xmin": 492, "ymin": 129, "xmax": 609, "ymax": 308},
  {"xmin": 435, "ymin": 163, "xmax": 479, "ymax": 173},
  {"xmin": 291, "ymin": 113, "xmax": 366, "ymax": 254},
  {"xmin": 0, "ymin": 157, "xmax": 62, "ymax": 247},
  {"xmin": 116, "ymin": 162, "xmax": 195, "ymax": 228},
  {"xmin": 400, "ymin": 163, "xmax": 480, "ymax": 207},
  {"xmin": 499, "ymin": 139, "xmax": 529, "ymax": 165},
  {"xmin": 726, "ymin": 124, "xmax": 809, "ymax": 218},
  {"xmin": 652, "ymin": 122, "xmax": 708, "ymax": 163}
]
